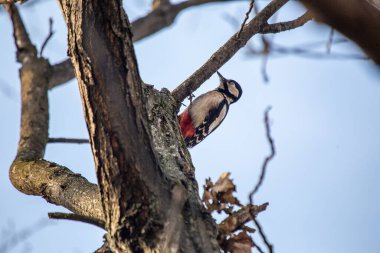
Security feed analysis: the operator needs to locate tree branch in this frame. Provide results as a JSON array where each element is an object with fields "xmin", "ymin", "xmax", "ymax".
[
  {"xmin": 48, "ymin": 58, "xmax": 75, "ymax": 89},
  {"xmin": 4, "ymin": 3, "xmax": 47, "ymax": 160},
  {"xmin": 39, "ymin": 17, "xmax": 54, "ymax": 57},
  {"xmin": 48, "ymin": 137, "xmax": 89, "ymax": 144},
  {"xmin": 171, "ymin": 0, "xmax": 289, "ymax": 107},
  {"xmin": 48, "ymin": 212, "xmax": 105, "ymax": 229},
  {"xmin": 237, "ymin": 0, "xmax": 255, "ymax": 38},
  {"xmin": 6, "ymin": 3, "xmax": 104, "ymax": 221},
  {"xmin": 299, "ymin": 0, "xmax": 380, "ymax": 65},
  {"xmin": 133, "ymin": 0, "xmax": 250, "ymax": 42},
  {"xmin": 11, "ymin": 160, "xmax": 103, "ymax": 219},
  {"xmin": 249, "ymin": 107, "xmax": 275, "ymax": 203},
  {"xmin": 3, "ymin": 4, "xmax": 36, "ymax": 63},
  {"xmin": 259, "ymin": 11, "xmax": 312, "ymax": 34},
  {"xmin": 253, "ymin": 217, "xmax": 273, "ymax": 253}
]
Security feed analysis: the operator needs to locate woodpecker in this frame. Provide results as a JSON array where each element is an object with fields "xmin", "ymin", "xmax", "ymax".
[{"xmin": 178, "ymin": 71, "xmax": 242, "ymax": 148}]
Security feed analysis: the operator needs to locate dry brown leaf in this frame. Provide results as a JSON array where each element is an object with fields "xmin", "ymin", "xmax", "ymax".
[{"xmin": 225, "ymin": 231, "xmax": 254, "ymax": 253}]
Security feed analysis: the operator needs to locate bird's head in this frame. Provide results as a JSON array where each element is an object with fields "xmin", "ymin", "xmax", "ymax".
[{"xmin": 216, "ymin": 71, "xmax": 243, "ymax": 104}]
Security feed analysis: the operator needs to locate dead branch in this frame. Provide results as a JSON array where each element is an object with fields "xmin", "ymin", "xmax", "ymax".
[
  {"xmin": 246, "ymin": 107, "xmax": 275, "ymax": 253},
  {"xmin": 237, "ymin": 0, "xmax": 255, "ymax": 38},
  {"xmin": 249, "ymin": 107, "xmax": 275, "ymax": 203},
  {"xmin": 48, "ymin": 212, "xmax": 105, "ymax": 229},
  {"xmin": 253, "ymin": 217, "xmax": 273, "ymax": 253},
  {"xmin": 48, "ymin": 138, "xmax": 89, "ymax": 144},
  {"xmin": 39, "ymin": 17, "xmax": 54, "ymax": 57}
]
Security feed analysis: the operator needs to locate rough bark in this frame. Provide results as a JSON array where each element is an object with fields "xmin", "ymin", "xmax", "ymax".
[{"xmin": 57, "ymin": 1, "xmax": 219, "ymax": 252}]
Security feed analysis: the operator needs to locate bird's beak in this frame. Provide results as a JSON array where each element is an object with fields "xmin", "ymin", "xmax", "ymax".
[{"xmin": 217, "ymin": 71, "xmax": 227, "ymax": 83}]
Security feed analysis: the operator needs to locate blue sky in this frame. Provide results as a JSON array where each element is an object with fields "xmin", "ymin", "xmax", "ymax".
[{"xmin": 1, "ymin": 1, "xmax": 379, "ymax": 252}]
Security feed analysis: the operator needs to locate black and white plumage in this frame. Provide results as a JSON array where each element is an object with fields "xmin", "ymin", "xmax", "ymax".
[{"xmin": 178, "ymin": 71, "xmax": 242, "ymax": 148}]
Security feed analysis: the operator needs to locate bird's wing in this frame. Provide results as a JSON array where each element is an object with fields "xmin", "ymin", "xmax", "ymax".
[
  {"xmin": 188, "ymin": 91, "xmax": 226, "ymax": 127},
  {"xmin": 186, "ymin": 92, "xmax": 229, "ymax": 147}
]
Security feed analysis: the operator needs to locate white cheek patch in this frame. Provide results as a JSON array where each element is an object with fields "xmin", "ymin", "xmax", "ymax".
[{"xmin": 229, "ymin": 85, "xmax": 239, "ymax": 98}]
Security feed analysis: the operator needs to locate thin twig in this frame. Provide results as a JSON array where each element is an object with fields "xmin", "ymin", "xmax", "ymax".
[
  {"xmin": 269, "ymin": 45, "xmax": 368, "ymax": 59},
  {"xmin": 237, "ymin": 0, "xmax": 255, "ymax": 38},
  {"xmin": 252, "ymin": 238, "xmax": 265, "ymax": 253},
  {"xmin": 249, "ymin": 106, "xmax": 275, "ymax": 203},
  {"xmin": 48, "ymin": 138, "xmax": 89, "ymax": 144},
  {"xmin": 48, "ymin": 212, "xmax": 105, "ymax": 229},
  {"xmin": 326, "ymin": 28, "xmax": 334, "ymax": 54},
  {"xmin": 259, "ymin": 11, "xmax": 312, "ymax": 34},
  {"xmin": 261, "ymin": 54, "xmax": 269, "ymax": 82},
  {"xmin": 253, "ymin": 217, "xmax": 273, "ymax": 253},
  {"xmin": 260, "ymin": 35, "xmax": 271, "ymax": 82},
  {"xmin": 3, "ymin": 3, "xmax": 37, "ymax": 63},
  {"xmin": 40, "ymin": 17, "xmax": 54, "ymax": 57}
]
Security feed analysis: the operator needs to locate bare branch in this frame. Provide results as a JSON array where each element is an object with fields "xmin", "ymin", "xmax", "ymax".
[
  {"xmin": 3, "ymin": 3, "xmax": 37, "ymax": 63},
  {"xmin": 39, "ymin": 17, "xmax": 54, "ymax": 57},
  {"xmin": 133, "ymin": 0, "xmax": 251, "ymax": 42},
  {"xmin": 326, "ymin": 28, "xmax": 334, "ymax": 54},
  {"xmin": 266, "ymin": 44, "xmax": 368, "ymax": 60},
  {"xmin": 261, "ymin": 53, "xmax": 269, "ymax": 82},
  {"xmin": 11, "ymin": 160, "xmax": 103, "ymax": 220},
  {"xmin": 5, "ymin": 3, "xmax": 47, "ymax": 160},
  {"xmin": 249, "ymin": 107, "xmax": 275, "ymax": 203},
  {"xmin": 259, "ymin": 11, "xmax": 312, "ymax": 34},
  {"xmin": 237, "ymin": 0, "xmax": 255, "ymax": 38},
  {"xmin": 299, "ymin": 0, "xmax": 380, "ymax": 65},
  {"xmin": 253, "ymin": 217, "xmax": 273, "ymax": 253},
  {"xmin": 171, "ymin": 0, "xmax": 289, "ymax": 107},
  {"xmin": 48, "ymin": 138, "xmax": 89, "ymax": 144},
  {"xmin": 6, "ymin": 3, "xmax": 104, "ymax": 221},
  {"xmin": 48, "ymin": 59, "xmax": 75, "ymax": 89},
  {"xmin": 48, "ymin": 212, "xmax": 105, "ymax": 229},
  {"xmin": 253, "ymin": 239, "xmax": 265, "ymax": 253}
]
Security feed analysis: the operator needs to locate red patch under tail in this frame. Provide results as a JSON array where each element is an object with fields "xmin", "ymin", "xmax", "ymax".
[{"xmin": 179, "ymin": 110, "xmax": 195, "ymax": 138}]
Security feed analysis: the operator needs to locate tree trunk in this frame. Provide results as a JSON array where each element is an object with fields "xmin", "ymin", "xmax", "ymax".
[{"xmin": 57, "ymin": 1, "xmax": 219, "ymax": 252}]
